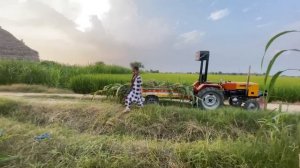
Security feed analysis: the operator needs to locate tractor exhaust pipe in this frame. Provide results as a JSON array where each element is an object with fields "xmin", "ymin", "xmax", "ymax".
[{"xmin": 245, "ymin": 65, "xmax": 251, "ymax": 96}]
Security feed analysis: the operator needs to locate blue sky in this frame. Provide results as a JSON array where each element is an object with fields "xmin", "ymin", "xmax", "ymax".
[
  {"xmin": 135, "ymin": 0, "xmax": 300, "ymax": 74},
  {"xmin": 0, "ymin": 0, "xmax": 299, "ymax": 75},
  {"xmin": 138, "ymin": 0, "xmax": 300, "ymax": 32}
]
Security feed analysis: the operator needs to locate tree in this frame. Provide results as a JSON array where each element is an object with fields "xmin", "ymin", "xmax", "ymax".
[
  {"xmin": 130, "ymin": 62, "xmax": 144, "ymax": 69},
  {"xmin": 95, "ymin": 61, "xmax": 105, "ymax": 65},
  {"xmin": 150, "ymin": 69, "xmax": 159, "ymax": 73}
]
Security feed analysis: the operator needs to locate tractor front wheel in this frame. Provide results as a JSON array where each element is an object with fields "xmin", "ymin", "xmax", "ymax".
[
  {"xmin": 243, "ymin": 99, "xmax": 260, "ymax": 111},
  {"xmin": 197, "ymin": 87, "xmax": 224, "ymax": 110}
]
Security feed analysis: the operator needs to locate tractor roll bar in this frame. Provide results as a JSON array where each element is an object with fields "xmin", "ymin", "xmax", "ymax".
[{"xmin": 195, "ymin": 51, "xmax": 210, "ymax": 83}]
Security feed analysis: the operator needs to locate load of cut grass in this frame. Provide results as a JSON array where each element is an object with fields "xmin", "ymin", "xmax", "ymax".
[{"xmin": 94, "ymin": 80, "xmax": 193, "ymax": 103}]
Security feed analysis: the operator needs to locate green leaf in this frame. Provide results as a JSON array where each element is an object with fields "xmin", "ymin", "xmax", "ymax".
[
  {"xmin": 263, "ymin": 49, "xmax": 300, "ymax": 86},
  {"xmin": 261, "ymin": 30, "xmax": 299, "ymax": 68}
]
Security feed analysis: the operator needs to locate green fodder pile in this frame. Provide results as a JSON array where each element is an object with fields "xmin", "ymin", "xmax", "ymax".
[{"xmin": 0, "ymin": 98, "xmax": 299, "ymax": 167}]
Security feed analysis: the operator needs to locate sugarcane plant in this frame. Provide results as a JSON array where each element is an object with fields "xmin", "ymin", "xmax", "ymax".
[{"xmin": 261, "ymin": 30, "xmax": 300, "ymax": 109}]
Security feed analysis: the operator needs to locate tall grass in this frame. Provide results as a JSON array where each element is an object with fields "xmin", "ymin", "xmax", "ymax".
[
  {"xmin": 70, "ymin": 74, "xmax": 128, "ymax": 94},
  {"xmin": 0, "ymin": 60, "xmax": 131, "ymax": 87},
  {"xmin": 0, "ymin": 98, "xmax": 299, "ymax": 167}
]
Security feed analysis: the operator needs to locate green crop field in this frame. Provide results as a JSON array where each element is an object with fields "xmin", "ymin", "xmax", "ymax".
[
  {"xmin": 144, "ymin": 74, "xmax": 300, "ymax": 102},
  {"xmin": 0, "ymin": 60, "xmax": 299, "ymax": 102},
  {"xmin": 0, "ymin": 60, "xmax": 130, "ymax": 88},
  {"xmin": 70, "ymin": 73, "xmax": 300, "ymax": 102}
]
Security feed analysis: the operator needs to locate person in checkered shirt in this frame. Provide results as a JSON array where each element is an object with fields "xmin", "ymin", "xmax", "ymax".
[{"xmin": 123, "ymin": 65, "xmax": 144, "ymax": 113}]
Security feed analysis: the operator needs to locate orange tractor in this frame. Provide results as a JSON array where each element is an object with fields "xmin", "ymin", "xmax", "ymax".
[
  {"xmin": 142, "ymin": 50, "xmax": 262, "ymax": 110},
  {"xmin": 193, "ymin": 51, "xmax": 262, "ymax": 110}
]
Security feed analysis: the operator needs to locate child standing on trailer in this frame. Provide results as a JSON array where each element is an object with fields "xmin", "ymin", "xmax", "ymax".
[{"xmin": 123, "ymin": 65, "xmax": 144, "ymax": 113}]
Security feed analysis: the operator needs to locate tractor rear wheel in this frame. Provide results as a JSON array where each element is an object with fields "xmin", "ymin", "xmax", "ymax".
[
  {"xmin": 197, "ymin": 87, "xmax": 224, "ymax": 110},
  {"xmin": 243, "ymin": 99, "xmax": 260, "ymax": 111},
  {"xmin": 145, "ymin": 95, "xmax": 159, "ymax": 104}
]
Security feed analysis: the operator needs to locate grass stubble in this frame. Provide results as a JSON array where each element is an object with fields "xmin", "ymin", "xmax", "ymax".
[{"xmin": 0, "ymin": 97, "xmax": 299, "ymax": 168}]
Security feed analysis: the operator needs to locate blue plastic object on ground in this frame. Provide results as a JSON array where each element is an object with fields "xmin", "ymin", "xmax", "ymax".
[{"xmin": 34, "ymin": 133, "xmax": 50, "ymax": 141}]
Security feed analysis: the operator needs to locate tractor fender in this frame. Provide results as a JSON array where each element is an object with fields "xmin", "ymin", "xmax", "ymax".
[{"xmin": 194, "ymin": 83, "xmax": 222, "ymax": 94}]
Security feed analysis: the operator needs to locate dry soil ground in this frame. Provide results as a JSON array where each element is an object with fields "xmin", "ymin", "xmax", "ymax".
[{"xmin": 0, "ymin": 92, "xmax": 299, "ymax": 113}]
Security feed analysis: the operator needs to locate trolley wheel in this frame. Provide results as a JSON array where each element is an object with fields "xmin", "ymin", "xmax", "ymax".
[{"xmin": 145, "ymin": 95, "xmax": 159, "ymax": 104}]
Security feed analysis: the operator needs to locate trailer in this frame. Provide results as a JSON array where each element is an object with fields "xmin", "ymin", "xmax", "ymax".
[{"xmin": 142, "ymin": 88, "xmax": 191, "ymax": 104}]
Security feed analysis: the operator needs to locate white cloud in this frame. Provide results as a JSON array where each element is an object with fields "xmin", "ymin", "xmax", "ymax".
[
  {"xmin": 17, "ymin": 0, "xmax": 110, "ymax": 32},
  {"xmin": 180, "ymin": 30, "xmax": 205, "ymax": 44},
  {"xmin": 0, "ymin": 0, "xmax": 181, "ymax": 68},
  {"xmin": 174, "ymin": 30, "xmax": 205, "ymax": 49},
  {"xmin": 73, "ymin": 0, "xmax": 111, "ymax": 31},
  {"xmin": 256, "ymin": 22, "xmax": 271, "ymax": 28},
  {"xmin": 208, "ymin": 9, "xmax": 230, "ymax": 21},
  {"xmin": 242, "ymin": 8, "xmax": 250, "ymax": 13},
  {"xmin": 255, "ymin": 17, "xmax": 262, "ymax": 21}
]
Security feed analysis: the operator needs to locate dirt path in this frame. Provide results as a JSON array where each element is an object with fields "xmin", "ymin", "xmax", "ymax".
[
  {"xmin": 0, "ymin": 92, "xmax": 96, "ymax": 98},
  {"xmin": 267, "ymin": 103, "xmax": 300, "ymax": 113},
  {"xmin": 0, "ymin": 92, "xmax": 300, "ymax": 113}
]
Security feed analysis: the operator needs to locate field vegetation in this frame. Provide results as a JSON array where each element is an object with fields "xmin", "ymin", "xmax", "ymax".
[
  {"xmin": 0, "ymin": 60, "xmax": 130, "ymax": 88},
  {"xmin": 0, "ymin": 97, "xmax": 299, "ymax": 167},
  {"xmin": 0, "ymin": 60, "xmax": 299, "ymax": 102},
  {"xmin": 71, "ymin": 73, "xmax": 300, "ymax": 102}
]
